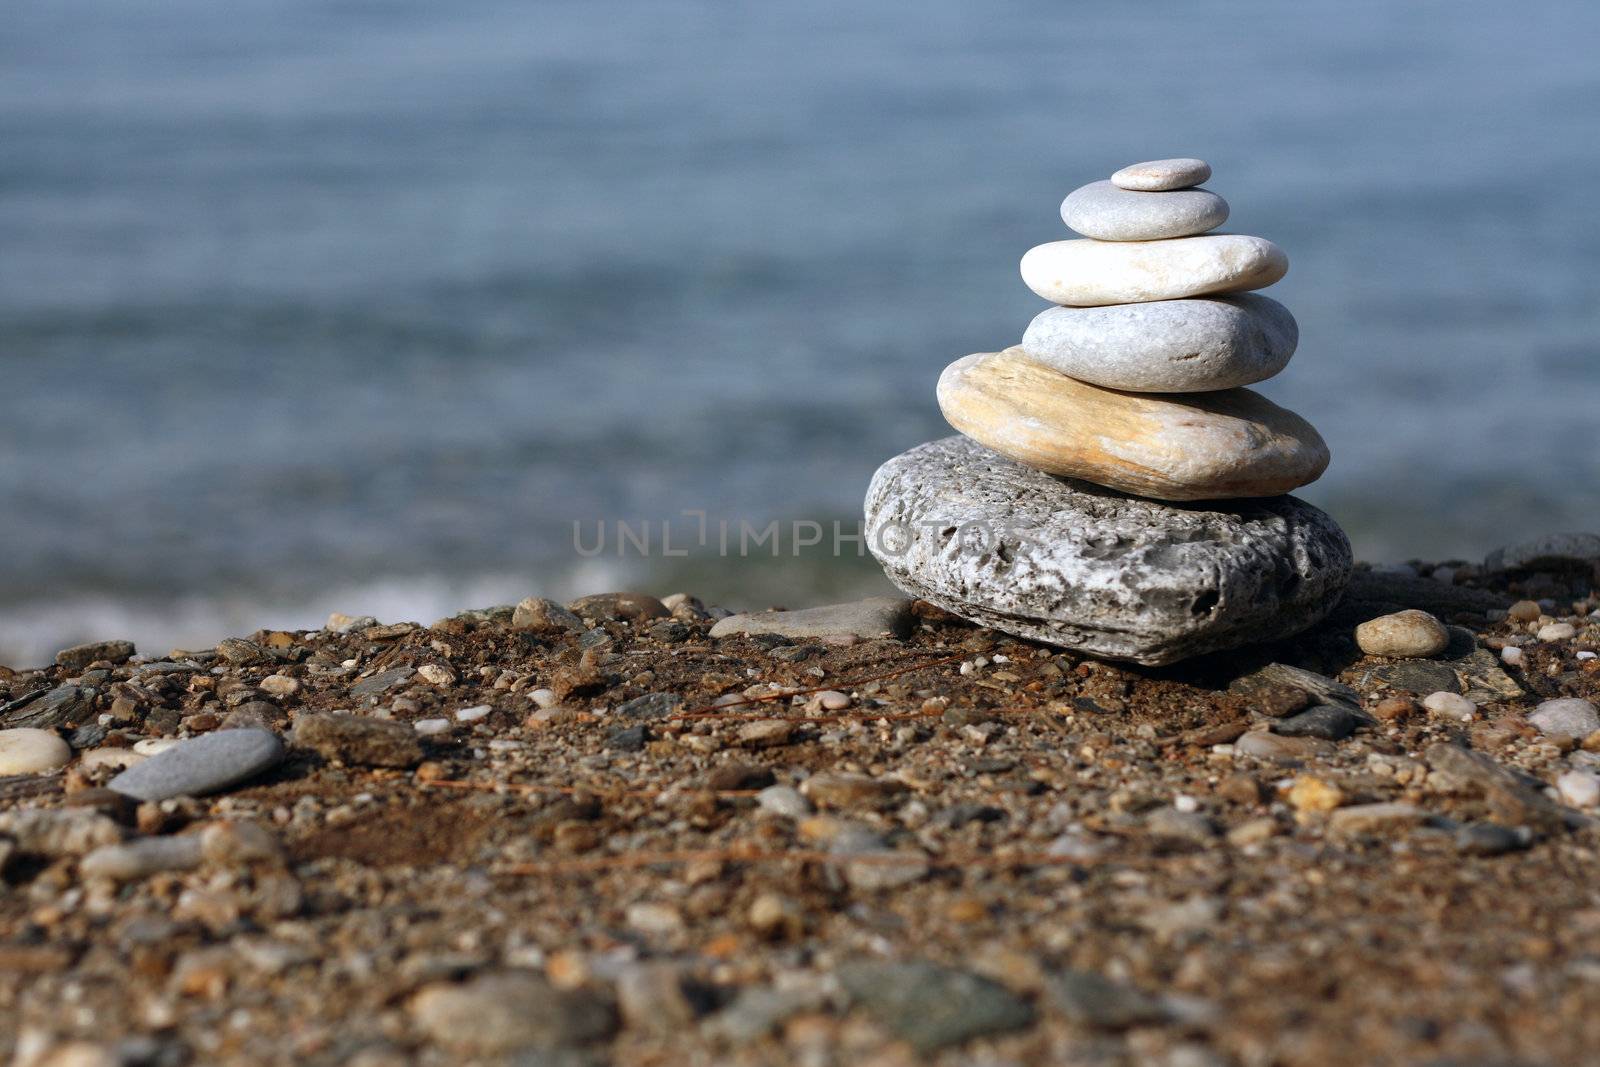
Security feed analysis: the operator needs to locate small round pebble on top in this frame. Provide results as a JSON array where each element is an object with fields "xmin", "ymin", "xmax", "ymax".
[{"xmin": 1110, "ymin": 157, "xmax": 1212, "ymax": 191}]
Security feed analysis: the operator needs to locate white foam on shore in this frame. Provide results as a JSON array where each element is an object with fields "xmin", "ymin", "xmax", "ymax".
[{"xmin": 0, "ymin": 559, "xmax": 644, "ymax": 669}]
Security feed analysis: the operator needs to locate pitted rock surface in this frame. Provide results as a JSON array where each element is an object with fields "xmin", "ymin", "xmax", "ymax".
[{"xmin": 864, "ymin": 437, "xmax": 1352, "ymax": 665}]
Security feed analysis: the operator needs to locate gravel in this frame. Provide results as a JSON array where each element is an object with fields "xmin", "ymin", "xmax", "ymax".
[{"xmin": 0, "ymin": 559, "xmax": 1595, "ymax": 1064}]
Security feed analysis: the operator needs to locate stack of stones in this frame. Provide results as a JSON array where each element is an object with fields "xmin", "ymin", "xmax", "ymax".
[{"xmin": 866, "ymin": 159, "xmax": 1353, "ymax": 665}]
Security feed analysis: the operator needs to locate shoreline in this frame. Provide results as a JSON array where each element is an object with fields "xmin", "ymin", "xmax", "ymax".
[{"xmin": 1, "ymin": 548, "xmax": 1598, "ymax": 1064}]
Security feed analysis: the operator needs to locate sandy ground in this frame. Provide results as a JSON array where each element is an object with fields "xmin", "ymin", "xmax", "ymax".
[{"xmin": 1, "ymin": 558, "xmax": 1599, "ymax": 1066}]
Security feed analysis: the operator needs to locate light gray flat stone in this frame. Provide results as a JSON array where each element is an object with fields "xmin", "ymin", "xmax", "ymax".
[
  {"xmin": 107, "ymin": 728, "xmax": 285, "ymax": 802},
  {"xmin": 1060, "ymin": 180, "xmax": 1228, "ymax": 241},
  {"xmin": 864, "ymin": 437, "xmax": 1351, "ymax": 666},
  {"xmin": 1020, "ymin": 294, "xmax": 1296, "ymax": 392},
  {"xmin": 710, "ymin": 597, "xmax": 913, "ymax": 641},
  {"xmin": 1111, "ymin": 158, "xmax": 1211, "ymax": 192}
]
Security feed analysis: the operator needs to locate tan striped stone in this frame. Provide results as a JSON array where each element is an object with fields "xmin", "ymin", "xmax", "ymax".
[{"xmin": 936, "ymin": 348, "xmax": 1328, "ymax": 501}]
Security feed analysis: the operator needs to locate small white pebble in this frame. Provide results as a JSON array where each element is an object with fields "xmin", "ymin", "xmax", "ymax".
[
  {"xmin": 991, "ymin": 654, "xmax": 1010, "ymax": 664},
  {"xmin": 417, "ymin": 664, "xmax": 456, "ymax": 686},
  {"xmin": 413, "ymin": 718, "xmax": 451, "ymax": 736},
  {"xmin": 455, "ymin": 704, "xmax": 492, "ymax": 723},
  {"xmin": 625, "ymin": 903, "xmax": 684, "ymax": 935},
  {"xmin": 1422, "ymin": 691, "xmax": 1476, "ymax": 722},
  {"xmin": 488, "ymin": 739, "xmax": 523, "ymax": 752},
  {"xmin": 756, "ymin": 785, "xmax": 811, "ymax": 819},
  {"xmin": 260, "ymin": 674, "xmax": 302, "ymax": 698},
  {"xmin": 1538, "ymin": 623, "xmax": 1577, "ymax": 642},
  {"xmin": 132, "ymin": 738, "xmax": 181, "ymax": 756},
  {"xmin": 1500, "ymin": 646, "xmax": 1525, "ymax": 666},
  {"xmin": 816, "ymin": 690, "xmax": 850, "ymax": 711},
  {"xmin": 959, "ymin": 661, "xmax": 975, "ymax": 676},
  {"xmin": 1579, "ymin": 651, "xmax": 1597, "ymax": 662},
  {"xmin": 341, "ymin": 658, "xmax": 360, "ymax": 669},
  {"xmin": 528, "ymin": 688, "xmax": 559, "ymax": 708},
  {"xmin": 1557, "ymin": 769, "xmax": 1600, "ymax": 809},
  {"xmin": 1173, "ymin": 795, "xmax": 1199, "ymax": 813}
]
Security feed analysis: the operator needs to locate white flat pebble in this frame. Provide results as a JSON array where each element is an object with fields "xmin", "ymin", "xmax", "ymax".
[
  {"xmin": 133, "ymin": 738, "xmax": 182, "ymax": 756},
  {"xmin": 1537, "ymin": 623, "xmax": 1577, "ymax": 641},
  {"xmin": 1557, "ymin": 769, "xmax": 1600, "ymax": 808},
  {"xmin": 0, "ymin": 728, "xmax": 73, "ymax": 775},
  {"xmin": 1500, "ymin": 646, "xmax": 1525, "ymax": 666},
  {"xmin": 455, "ymin": 705, "xmax": 492, "ymax": 723},
  {"xmin": 1579, "ymin": 651, "xmax": 1597, "ymax": 661},
  {"xmin": 528, "ymin": 688, "xmax": 559, "ymax": 709},
  {"xmin": 815, "ymin": 690, "xmax": 851, "ymax": 711},
  {"xmin": 1110, "ymin": 157, "xmax": 1212, "ymax": 192},
  {"xmin": 1020, "ymin": 235, "xmax": 1288, "ymax": 307},
  {"xmin": 1422, "ymin": 691, "xmax": 1476, "ymax": 722},
  {"xmin": 413, "ymin": 718, "xmax": 451, "ymax": 736}
]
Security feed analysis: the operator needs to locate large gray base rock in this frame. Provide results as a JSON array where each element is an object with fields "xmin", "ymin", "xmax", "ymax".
[{"xmin": 864, "ymin": 437, "xmax": 1352, "ymax": 665}]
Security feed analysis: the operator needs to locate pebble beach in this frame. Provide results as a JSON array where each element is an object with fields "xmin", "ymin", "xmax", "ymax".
[{"xmin": 1, "ymin": 535, "xmax": 1598, "ymax": 1065}]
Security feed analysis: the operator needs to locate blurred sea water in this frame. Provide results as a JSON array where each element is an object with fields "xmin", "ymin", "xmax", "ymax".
[{"xmin": 1, "ymin": 0, "xmax": 1597, "ymax": 663}]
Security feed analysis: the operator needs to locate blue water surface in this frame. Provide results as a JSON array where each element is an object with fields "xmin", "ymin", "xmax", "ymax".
[{"xmin": 1, "ymin": 0, "xmax": 1596, "ymax": 659}]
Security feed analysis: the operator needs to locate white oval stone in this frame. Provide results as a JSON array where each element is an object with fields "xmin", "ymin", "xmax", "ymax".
[
  {"xmin": 1020, "ymin": 294, "xmax": 1296, "ymax": 393},
  {"xmin": 1060, "ymin": 181, "xmax": 1228, "ymax": 241},
  {"xmin": 1111, "ymin": 158, "xmax": 1212, "ymax": 192},
  {"xmin": 1021, "ymin": 235, "xmax": 1287, "ymax": 307},
  {"xmin": 937, "ymin": 348, "xmax": 1329, "ymax": 501},
  {"xmin": 1421, "ymin": 692, "xmax": 1476, "ymax": 722},
  {"xmin": 0, "ymin": 728, "xmax": 72, "ymax": 775}
]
